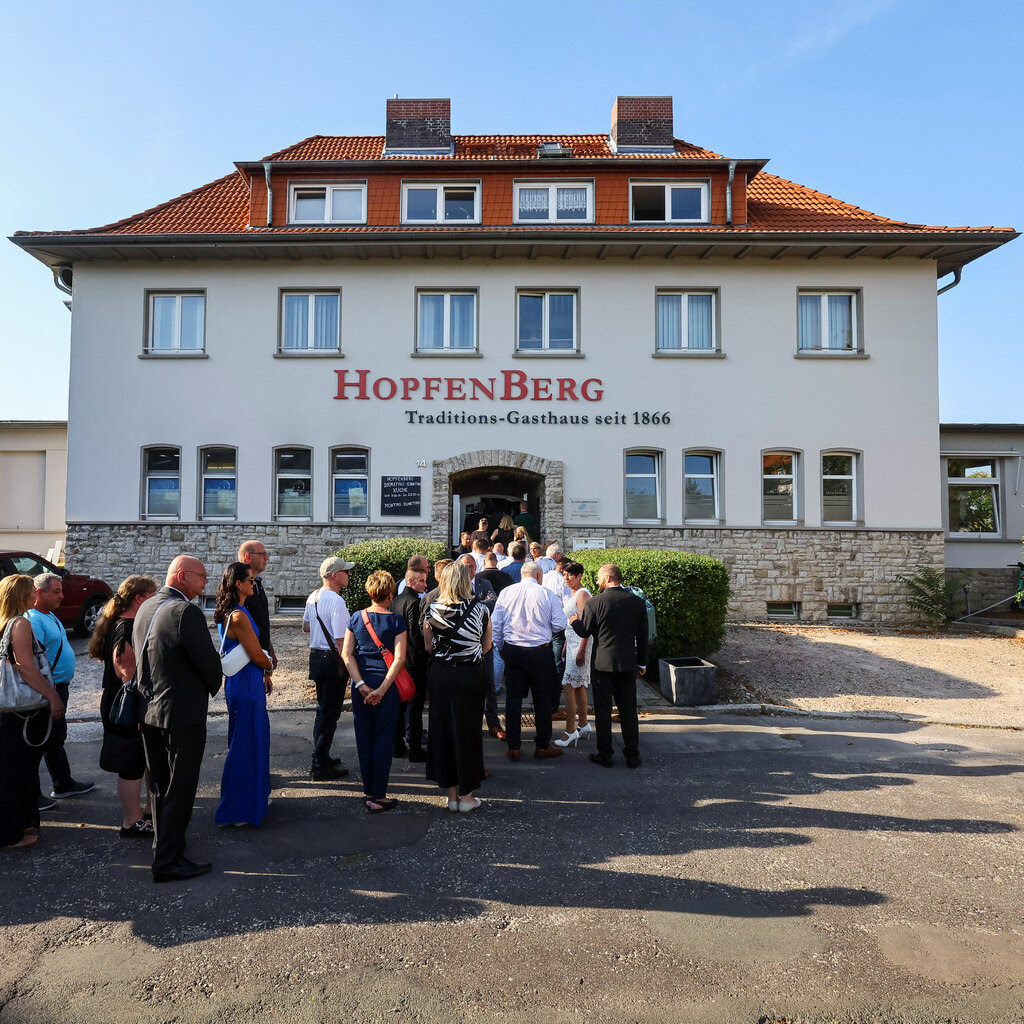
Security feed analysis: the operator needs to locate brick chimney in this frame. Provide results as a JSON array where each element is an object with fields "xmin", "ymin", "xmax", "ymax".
[
  {"xmin": 610, "ymin": 96, "xmax": 674, "ymax": 150},
  {"xmin": 385, "ymin": 97, "xmax": 452, "ymax": 152}
]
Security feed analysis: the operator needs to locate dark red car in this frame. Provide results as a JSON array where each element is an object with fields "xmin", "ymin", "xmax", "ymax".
[{"xmin": 0, "ymin": 550, "xmax": 113, "ymax": 636}]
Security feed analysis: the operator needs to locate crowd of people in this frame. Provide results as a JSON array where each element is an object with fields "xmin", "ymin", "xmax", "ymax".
[{"xmin": 0, "ymin": 507, "xmax": 649, "ymax": 883}]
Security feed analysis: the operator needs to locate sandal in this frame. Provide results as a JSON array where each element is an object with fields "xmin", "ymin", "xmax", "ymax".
[{"xmin": 364, "ymin": 798, "xmax": 395, "ymax": 814}]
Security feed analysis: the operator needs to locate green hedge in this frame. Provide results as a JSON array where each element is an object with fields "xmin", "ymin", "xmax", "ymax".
[
  {"xmin": 566, "ymin": 547, "xmax": 730, "ymax": 662},
  {"xmin": 334, "ymin": 537, "xmax": 451, "ymax": 611}
]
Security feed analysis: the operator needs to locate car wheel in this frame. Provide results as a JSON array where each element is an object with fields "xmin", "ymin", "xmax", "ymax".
[{"xmin": 76, "ymin": 596, "xmax": 106, "ymax": 637}]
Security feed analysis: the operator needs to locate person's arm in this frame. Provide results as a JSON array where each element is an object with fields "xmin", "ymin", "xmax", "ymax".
[
  {"xmin": 574, "ymin": 590, "xmax": 591, "ymax": 664},
  {"xmin": 491, "ymin": 599, "xmax": 506, "ymax": 651},
  {"xmin": 229, "ymin": 609, "xmax": 273, "ymax": 671},
  {"xmin": 421, "ymin": 617, "xmax": 434, "ymax": 653},
  {"xmin": 10, "ymin": 619, "xmax": 63, "ymax": 719},
  {"xmin": 342, "ymin": 629, "xmax": 360, "ymax": 683},
  {"xmin": 112, "ymin": 631, "xmax": 137, "ymax": 684},
  {"xmin": 570, "ymin": 597, "xmax": 594, "ymax": 638},
  {"xmin": 180, "ymin": 604, "xmax": 223, "ymax": 695},
  {"xmin": 481, "ymin": 616, "xmax": 493, "ymax": 656},
  {"xmin": 550, "ymin": 591, "xmax": 568, "ymax": 633}
]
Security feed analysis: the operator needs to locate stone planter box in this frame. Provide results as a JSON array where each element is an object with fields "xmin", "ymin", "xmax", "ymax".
[{"xmin": 659, "ymin": 657, "xmax": 717, "ymax": 706}]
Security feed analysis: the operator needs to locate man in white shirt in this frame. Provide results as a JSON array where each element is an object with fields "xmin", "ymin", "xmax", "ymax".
[
  {"xmin": 492, "ymin": 563, "xmax": 568, "ymax": 761},
  {"xmin": 302, "ymin": 556, "xmax": 355, "ymax": 780},
  {"xmin": 538, "ymin": 543, "xmax": 560, "ymax": 574}
]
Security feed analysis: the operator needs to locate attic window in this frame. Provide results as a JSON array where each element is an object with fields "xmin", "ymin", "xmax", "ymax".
[
  {"xmin": 630, "ymin": 180, "xmax": 709, "ymax": 223},
  {"xmin": 288, "ymin": 183, "xmax": 367, "ymax": 224},
  {"xmin": 537, "ymin": 141, "xmax": 572, "ymax": 158}
]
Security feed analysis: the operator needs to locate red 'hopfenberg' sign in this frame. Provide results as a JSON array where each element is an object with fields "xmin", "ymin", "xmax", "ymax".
[{"xmin": 334, "ymin": 369, "xmax": 604, "ymax": 402}]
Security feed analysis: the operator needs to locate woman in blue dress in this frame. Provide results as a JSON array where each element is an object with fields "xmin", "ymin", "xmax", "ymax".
[
  {"xmin": 213, "ymin": 562, "xmax": 273, "ymax": 827},
  {"xmin": 342, "ymin": 570, "xmax": 408, "ymax": 814}
]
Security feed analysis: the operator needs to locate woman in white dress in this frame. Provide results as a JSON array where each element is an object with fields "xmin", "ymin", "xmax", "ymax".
[{"xmin": 554, "ymin": 561, "xmax": 592, "ymax": 747}]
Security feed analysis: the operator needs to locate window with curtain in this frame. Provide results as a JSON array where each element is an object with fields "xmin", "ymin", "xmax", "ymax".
[
  {"xmin": 763, "ymin": 452, "xmax": 798, "ymax": 522},
  {"xmin": 416, "ymin": 291, "xmax": 477, "ymax": 351},
  {"xmin": 289, "ymin": 184, "xmax": 366, "ymax": 224},
  {"xmin": 516, "ymin": 290, "xmax": 577, "ymax": 351},
  {"xmin": 514, "ymin": 182, "xmax": 593, "ymax": 223},
  {"xmin": 656, "ymin": 291, "xmax": 716, "ymax": 351},
  {"xmin": 797, "ymin": 291, "xmax": 858, "ymax": 351},
  {"xmin": 332, "ymin": 448, "xmax": 369, "ymax": 519},
  {"xmin": 143, "ymin": 447, "xmax": 180, "ymax": 518},
  {"xmin": 822, "ymin": 452, "xmax": 858, "ymax": 523},
  {"xmin": 683, "ymin": 452, "xmax": 720, "ymax": 520},
  {"xmin": 280, "ymin": 292, "xmax": 340, "ymax": 352},
  {"xmin": 275, "ymin": 448, "xmax": 312, "ymax": 519},
  {"xmin": 625, "ymin": 451, "xmax": 662, "ymax": 521},
  {"xmin": 147, "ymin": 293, "xmax": 205, "ymax": 353}
]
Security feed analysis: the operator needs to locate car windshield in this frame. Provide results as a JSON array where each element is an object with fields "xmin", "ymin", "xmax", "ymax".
[{"xmin": 10, "ymin": 555, "xmax": 50, "ymax": 576}]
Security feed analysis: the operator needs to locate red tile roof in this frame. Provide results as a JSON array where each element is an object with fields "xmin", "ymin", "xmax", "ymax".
[
  {"xmin": 12, "ymin": 137, "xmax": 1013, "ymax": 240},
  {"xmin": 263, "ymin": 134, "xmax": 721, "ymax": 161}
]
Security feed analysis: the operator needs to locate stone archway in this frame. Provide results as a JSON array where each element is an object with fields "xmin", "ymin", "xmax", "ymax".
[{"xmin": 431, "ymin": 449, "xmax": 564, "ymax": 546}]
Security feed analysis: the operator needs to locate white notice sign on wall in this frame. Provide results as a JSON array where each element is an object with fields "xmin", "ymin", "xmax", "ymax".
[{"xmin": 567, "ymin": 498, "xmax": 600, "ymax": 522}]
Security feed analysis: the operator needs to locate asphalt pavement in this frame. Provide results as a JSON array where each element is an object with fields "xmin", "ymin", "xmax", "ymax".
[{"xmin": 1, "ymin": 709, "xmax": 1022, "ymax": 1024}]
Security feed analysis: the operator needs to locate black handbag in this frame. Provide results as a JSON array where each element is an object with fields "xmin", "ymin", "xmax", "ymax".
[{"xmin": 111, "ymin": 598, "xmax": 173, "ymax": 728}]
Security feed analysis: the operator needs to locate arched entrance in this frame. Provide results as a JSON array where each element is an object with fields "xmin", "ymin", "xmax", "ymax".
[{"xmin": 431, "ymin": 450, "xmax": 564, "ymax": 547}]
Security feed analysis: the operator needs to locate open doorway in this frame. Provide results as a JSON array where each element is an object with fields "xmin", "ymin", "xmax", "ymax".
[{"xmin": 449, "ymin": 467, "xmax": 544, "ymax": 546}]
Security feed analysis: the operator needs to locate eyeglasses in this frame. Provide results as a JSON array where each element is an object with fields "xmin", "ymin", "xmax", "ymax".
[
  {"xmin": 239, "ymin": 577, "xmax": 254, "ymax": 586},
  {"xmin": 182, "ymin": 570, "xmax": 208, "ymax": 580}
]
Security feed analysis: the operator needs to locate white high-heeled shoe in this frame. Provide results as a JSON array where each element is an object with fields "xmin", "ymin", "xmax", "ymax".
[
  {"xmin": 553, "ymin": 730, "xmax": 580, "ymax": 748},
  {"xmin": 577, "ymin": 723, "xmax": 592, "ymax": 740}
]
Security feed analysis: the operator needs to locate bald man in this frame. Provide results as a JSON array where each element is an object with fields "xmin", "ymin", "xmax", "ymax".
[
  {"xmin": 135, "ymin": 555, "xmax": 222, "ymax": 883},
  {"xmin": 238, "ymin": 540, "xmax": 277, "ymax": 669}
]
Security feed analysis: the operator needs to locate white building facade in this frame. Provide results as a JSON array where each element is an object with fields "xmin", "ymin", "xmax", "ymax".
[{"xmin": 12, "ymin": 96, "xmax": 1016, "ymax": 622}]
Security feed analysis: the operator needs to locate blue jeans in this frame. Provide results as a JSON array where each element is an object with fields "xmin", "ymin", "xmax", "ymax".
[{"xmin": 352, "ymin": 684, "xmax": 400, "ymax": 799}]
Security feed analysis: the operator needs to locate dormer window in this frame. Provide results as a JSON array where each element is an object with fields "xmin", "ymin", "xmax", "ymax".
[
  {"xmin": 630, "ymin": 180, "xmax": 709, "ymax": 223},
  {"xmin": 288, "ymin": 183, "xmax": 367, "ymax": 224},
  {"xmin": 401, "ymin": 182, "xmax": 481, "ymax": 224},
  {"xmin": 514, "ymin": 181, "xmax": 593, "ymax": 223}
]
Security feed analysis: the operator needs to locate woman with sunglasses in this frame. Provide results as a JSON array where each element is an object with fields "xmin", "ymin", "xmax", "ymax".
[{"xmin": 213, "ymin": 562, "xmax": 273, "ymax": 827}]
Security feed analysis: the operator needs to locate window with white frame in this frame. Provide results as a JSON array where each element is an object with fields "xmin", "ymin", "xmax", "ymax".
[
  {"xmin": 822, "ymin": 452, "xmax": 858, "ymax": 523},
  {"xmin": 516, "ymin": 290, "xmax": 577, "ymax": 352},
  {"xmin": 797, "ymin": 291, "xmax": 859, "ymax": 351},
  {"xmin": 416, "ymin": 291, "xmax": 477, "ymax": 351},
  {"xmin": 625, "ymin": 450, "xmax": 662, "ymax": 521},
  {"xmin": 142, "ymin": 447, "xmax": 180, "ymax": 519},
  {"xmin": 275, "ymin": 447, "xmax": 312, "ymax": 519},
  {"xmin": 288, "ymin": 183, "xmax": 366, "ymax": 224},
  {"xmin": 683, "ymin": 451, "xmax": 720, "ymax": 521},
  {"xmin": 147, "ymin": 292, "xmax": 205, "ymax": 353},
  {"xmin": 199, "ymin": 447, "xmax": 236, "ymax": 519},
  {"xmin": 630, "ymin": 180, "xmax": 709, "ymax": 223},
  {"xmin": 401, "ymin": 182, "xmax": 480, "ymax": 224},
  {"xmin": 331, "ymin": 447, "xmax": 368, "ymax": 519},
  {"xmin": 763, "ymin": 452, "xmax": 798, "ymax": 522},
  {"xmin": 656, "ymin": 290, "xmax": 716, "ymax": 351},
  {"xmin": 280, "ymin": 291, "xmax": 341, "ymax": 352},
  {"xmin": 514, "ymin": 181, "xmax": 593, "ymax": 223},
  {"xmin": 946, "ymin": 458, "xmax": 1000, "ymax": 534}
]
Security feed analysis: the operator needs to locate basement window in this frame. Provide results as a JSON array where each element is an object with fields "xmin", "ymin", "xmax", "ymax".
[
  {"xmin": 766, "ymin": 601, "xmax": 800, "ymax": 619},
  {"xmin": 827, "ymin": 603, "xmax": 859, "ymax": 619}
]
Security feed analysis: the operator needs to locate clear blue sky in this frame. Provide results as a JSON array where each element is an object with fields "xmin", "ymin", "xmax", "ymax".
[{"xmin": 1, "ymin": 0, "xmax": 1020, "ymax": 422}]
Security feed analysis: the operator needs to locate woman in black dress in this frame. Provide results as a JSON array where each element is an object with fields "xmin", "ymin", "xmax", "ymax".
[
  {"xmin": 88, "ymin": 574, "xmax": 158, "ymax": 838},
  {"xmin": 422, "ymin": 562, "xmax": 491, "ymax": 813}
]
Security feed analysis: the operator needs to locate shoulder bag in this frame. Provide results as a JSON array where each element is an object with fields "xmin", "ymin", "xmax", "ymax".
[
  {"xmin": 313, "ymin": 597, "xmax": 346, "ymax": 678},
  {"xmin": 219, "ymin": 607, "xmax": 270, "ymax": 677},
  {"xmin": 359, "ymin": 610, "xmax": 416, "ymax": 702},
  {"xmin": 109, "ymin": 599, "xmax": 173, "ymax": 729},
  {"xmin": 0, "ymin": 620, "xmax": 54, "ymax": 747}
]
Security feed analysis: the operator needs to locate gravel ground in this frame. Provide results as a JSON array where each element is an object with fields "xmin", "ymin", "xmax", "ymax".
[{"xmin": 69, "ymin": 618, "xmax": 1024, "ymax": 729}]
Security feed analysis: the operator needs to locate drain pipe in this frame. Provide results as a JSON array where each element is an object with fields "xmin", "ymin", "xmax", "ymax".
[
  {"xmin": 937, "ymin": 267, "xmax": 961, "ymax": 295},
  {"xmin": 725, "ymin": 159, "xmax": 737, "ymax": 226},
  {"xmin": 52, "ymin": 265, "xmax": 72, "ymax": 296},
  {"xmin": 263, "ymin": 162, "xmax": 273, "ymax": 227}
]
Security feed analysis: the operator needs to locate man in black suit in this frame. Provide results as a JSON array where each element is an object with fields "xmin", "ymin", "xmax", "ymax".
[
  {"xmin": 239, "ymin": 539, "xmax": 277, "ymax": 670},
  {"xmin": 135, "ymin": 555, "xmax": 222, "ymax": 882},
  {"xmin": 569, "ymin": 564, "xmax": 649, "ymax": 769},
  {"xmin": 391, "ymin": 567, "xmax": 429, "ymax": 761}
]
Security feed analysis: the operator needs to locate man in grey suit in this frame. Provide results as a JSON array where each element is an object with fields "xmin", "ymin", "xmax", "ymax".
[
  {"xmin": 568, "ymin": 564, "xmax": 649, "ymax": 769},
  {"xmin": 135, "ymin": 555, "xmax": 222, "ymax": 883}
]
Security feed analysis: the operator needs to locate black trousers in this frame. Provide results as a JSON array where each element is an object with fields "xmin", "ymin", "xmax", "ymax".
[
  {"xmin": 309, "ymin": 648, "xmax": 348, "ymax": 769},
  {"xmin": 396, "ymin": 665, "xmax": 428, "ymax": 751},
  {"xmin": 0, "ymin": 709, "xmax": 47, "ymax": 846},
  {"xmin": 40, "ymin": 682, "xmax": 72, "ymax": 791},
  {"xmin": 551, "ymin": 630, "xmax": 567, "ymax": 708},
  {"xmin": 141, "ymin": 723, "xmax": 207, "ymax": 874},
  {"xmin": 502, "ymin": 643, "xmax": 556, "ymax": 750},
  {"xmin": 591, "ymin": 670, "xmax": 640, "ymax": 762}
]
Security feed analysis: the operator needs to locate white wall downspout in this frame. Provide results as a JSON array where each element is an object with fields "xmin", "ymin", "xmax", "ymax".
[
  {"xmin": 263, "ymin": 162, "xmax": 273, "ymax": 227},
  {"xmin": 726, "ymin": 159, "xmax": 737, "ymax": 226}
]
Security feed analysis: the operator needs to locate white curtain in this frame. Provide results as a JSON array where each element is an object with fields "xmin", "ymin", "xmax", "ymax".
[
  {"xmin": 313, "ymin": 295, "xmax": 338, "ymax": 349},
  {"xmin": 687, "ymin": 294, "xmax": 712, "ymax": 349},
  {"xmin": 656, "ymin": 294, "xmax": 681, "ymax": 349},
  {"xmin": 419, "ymin": 294, "xmax": 444, "ymax": 348},
  {"xmin": 827, "ymin": 294, "xmax": 852, "ymax": 349},
  {"xmin": 283, "ymin": 295, "xmax": 308, "ymax": 350},
  {"xmin": 798, "ymin": 295, "xmax": 821, "ymax": 349}
]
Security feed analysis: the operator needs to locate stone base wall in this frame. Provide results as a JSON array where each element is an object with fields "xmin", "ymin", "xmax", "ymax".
[
  {"xmin": 66, "ymin": 523, "xmax": 944, "ymax": 625},
  {"xmin": 945, "ymin": 566, "xmax": 1023, "ymax": 619},
  {"xmin": 566, "ymin": 526, "xmax": 945, "ymax": 624}
]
